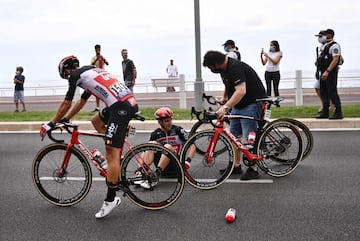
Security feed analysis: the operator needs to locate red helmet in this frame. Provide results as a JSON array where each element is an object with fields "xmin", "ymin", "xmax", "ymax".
[
  {"xmin": 58, "ymin": 55, "xmax": 80, "ymax": 79},
  {"xmin": 154, "ymin": 107, "xmax": 173, "ymax": 119}
]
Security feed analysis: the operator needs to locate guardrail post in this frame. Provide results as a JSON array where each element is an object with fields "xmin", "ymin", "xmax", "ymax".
[
  {"xmin": 179, "ymin": 74, "xmax": 186, "ymax": 108},
  {"xmin": 295, "ymin": 70, "xmax": 303, "ymax": 106}
]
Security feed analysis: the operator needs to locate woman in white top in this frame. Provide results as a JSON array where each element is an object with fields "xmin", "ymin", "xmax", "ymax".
[{"xmin": 260, "ymin": 40, "xmax": 283, "ymax": 97}]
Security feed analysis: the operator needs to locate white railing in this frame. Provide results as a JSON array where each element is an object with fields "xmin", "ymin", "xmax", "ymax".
[{"xmin": 1, "ymin": 71, "xmax": 360, "ymax": 97}]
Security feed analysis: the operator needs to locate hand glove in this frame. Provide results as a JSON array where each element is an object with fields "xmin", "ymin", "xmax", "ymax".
[{"xmin": 40, "ymin": 122, "xmax": 55, "ymax": 135}]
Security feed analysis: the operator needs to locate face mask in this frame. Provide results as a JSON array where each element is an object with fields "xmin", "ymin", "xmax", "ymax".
[
  {"xmin": 318, "ymin": 35, "xmax": 327, "ymax": 44},
  {"xmin": 211, "ymin": 68, "xmax": 222, "ymax": 74},
  {"xmin": 15, "ymin": 71, "xmax": 20, "ymax": 75},
  {"xmin": 269, "ymin": 46, "xmax": 275, "ymax": 52},
  {"xmin": 224, "ymin": 47, "xmax": 229, "ymax": 53}
]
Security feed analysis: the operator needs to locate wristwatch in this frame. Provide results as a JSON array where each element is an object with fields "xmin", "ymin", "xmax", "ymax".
[{"xmin": 223, "ymin": 105, "xmax": 230, "ymax": 112}]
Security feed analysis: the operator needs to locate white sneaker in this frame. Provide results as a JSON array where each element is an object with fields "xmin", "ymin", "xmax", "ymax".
[{"xmin": 95, "ymin": 197, "xmax": 121, "ymax": 219}]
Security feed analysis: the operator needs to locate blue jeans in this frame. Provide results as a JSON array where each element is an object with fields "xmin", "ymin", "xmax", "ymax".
[{"xmin": 229, "ymin": 102, "xmax": 262, "ymax": 140}]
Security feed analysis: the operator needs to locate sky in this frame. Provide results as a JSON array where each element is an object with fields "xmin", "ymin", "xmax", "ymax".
[{"xmin": 1, "ymin": 0, "xmax": 359, "ymax": 87}]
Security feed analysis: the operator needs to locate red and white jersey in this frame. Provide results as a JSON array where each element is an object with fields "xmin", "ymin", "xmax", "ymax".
[{"xmin": 65, "ymin": 66, "xmax": 134, "ymax": 106}]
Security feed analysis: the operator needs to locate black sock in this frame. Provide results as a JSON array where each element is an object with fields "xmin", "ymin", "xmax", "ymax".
[{"xmin": 105, "ymin": 181, "xmax": 118, "ymax": 202}]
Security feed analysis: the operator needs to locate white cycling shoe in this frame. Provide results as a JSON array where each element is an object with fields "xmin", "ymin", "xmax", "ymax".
[{"xmin": 95, "ymin": 196, "xmax": 121, "ymax": 219}]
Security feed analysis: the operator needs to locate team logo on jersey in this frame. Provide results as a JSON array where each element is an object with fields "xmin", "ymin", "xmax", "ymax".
[{"xmin": 95, "ymin": 85, "xmax": 109, "ymax": 98}]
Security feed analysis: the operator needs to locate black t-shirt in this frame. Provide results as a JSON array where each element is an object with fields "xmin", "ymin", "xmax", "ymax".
[
  {"xmin": 220, "ymin": 58, "xmax": 267, "ymax": 108},
  {"xmin": 14, "ymin": 74, "xmax": 25, "ymax": 91}
]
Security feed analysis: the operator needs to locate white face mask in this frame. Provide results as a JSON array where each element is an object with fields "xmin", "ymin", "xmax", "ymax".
[
  {"xmin": 16, "ymin": 71, "xmax": 20, "ymax": 75},
  {"xmin": 318, "ymin": 35, "xmax": 327, "ymax": 44}
]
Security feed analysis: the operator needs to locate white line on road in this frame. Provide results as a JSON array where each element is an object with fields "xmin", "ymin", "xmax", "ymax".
[{"xmin": 40, "ymin": 176, "xmax": 273, "ymax": 184}]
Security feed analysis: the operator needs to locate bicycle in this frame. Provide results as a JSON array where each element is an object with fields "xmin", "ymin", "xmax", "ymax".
[
  {"xmin": 190, "ymin": 93, "xmax": 313, "ymax": 160},
  {"xmin": 32, "ymin": 113, "xmax": 185, "ymax": 210},
  {"xmin": 180, "ymin": 100, "xmax": 304, "ymax": 190}
]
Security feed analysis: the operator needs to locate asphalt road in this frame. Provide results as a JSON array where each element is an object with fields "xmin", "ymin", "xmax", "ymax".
[{"xmin": 1, "ymin": 131, "xmax": 360, "ymax": 241}]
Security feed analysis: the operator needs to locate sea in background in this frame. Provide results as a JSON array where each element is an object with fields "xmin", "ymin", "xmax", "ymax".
[{"xmin": 1, "ymin": 69, "xmax": 360, "ymax": 97}]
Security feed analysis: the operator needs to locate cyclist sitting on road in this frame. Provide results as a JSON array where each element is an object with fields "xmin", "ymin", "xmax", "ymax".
[
  {"xmin": 39, "ymin": 55, "xmax": 138, "ymax": 219},
  {"xmin": 136, "ymin": 107, "xmax": 196, "ymax": 189}
]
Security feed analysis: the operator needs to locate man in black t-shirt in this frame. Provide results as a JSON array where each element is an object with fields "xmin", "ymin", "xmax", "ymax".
[
  {"xmin": 203, "ymin": 50, "xmax": 267, "ymax": 180},
  {"xmin": 121, "ymin": 49, "xmax": 137, "ymax": 92}
]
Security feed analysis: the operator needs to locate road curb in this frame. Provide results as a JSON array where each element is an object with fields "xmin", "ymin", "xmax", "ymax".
[{"xmin": 1, "ymin": 118, "xmax": 360, "ymax": 131}]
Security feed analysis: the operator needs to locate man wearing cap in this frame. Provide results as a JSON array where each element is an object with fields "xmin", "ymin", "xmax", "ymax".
[
  {"xmin": 223, "ymin": 40, "xmax": 241, "ymax": 61},
  {"xmin": 316, "ymin": 29, "xmax": 344, "ymax": 119}
]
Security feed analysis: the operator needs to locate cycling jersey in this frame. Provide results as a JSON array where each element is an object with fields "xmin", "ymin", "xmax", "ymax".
[
  {"xmin": 65, "ymin": 66, "xmax": 134, "ymax": 106},
  {"xmin": 64, "ymin": 65, "xmax": 138, "ymax": 148},
  {"xmin": 149, "ymin": 125, "xmax": 190, "ymax": 154}
]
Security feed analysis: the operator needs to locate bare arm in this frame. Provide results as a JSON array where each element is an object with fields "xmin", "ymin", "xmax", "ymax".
[
  {"xmin": 63, "ymin": 98, "xmax": 88, "ymax": 120},
  {"xmin": 50, "ymin": 99, "xmax": 73, "ymax": 124}
]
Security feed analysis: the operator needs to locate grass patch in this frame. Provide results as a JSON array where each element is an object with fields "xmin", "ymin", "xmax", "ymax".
[{"xmin": 0, "ymin": 105, "xmax": 359, "ymax": 122}]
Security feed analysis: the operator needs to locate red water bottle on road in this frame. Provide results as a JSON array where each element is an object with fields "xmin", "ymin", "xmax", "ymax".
[{"xmin": 225, "ymin": 208, "xmax": 236, "ymax": 223}]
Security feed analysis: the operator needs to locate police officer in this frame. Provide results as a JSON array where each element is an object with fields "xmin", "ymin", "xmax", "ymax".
[{"xmin": 316, "ymin": 29, "xmax": 344, "ymax": 119}]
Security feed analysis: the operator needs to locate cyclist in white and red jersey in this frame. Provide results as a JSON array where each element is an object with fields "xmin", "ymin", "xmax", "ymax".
[{"xmin": 39, "ymin": 55, "xmax": 138, "ymax": 219}]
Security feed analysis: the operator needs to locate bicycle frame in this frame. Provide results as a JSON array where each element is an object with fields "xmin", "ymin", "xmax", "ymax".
[
  {"xmin": 207, "ymin": 116, "xmax": 262, "ymax": 163},
  {"xmin": 54, "ymin": 125, "xmax": 137, "ymax": 179}
]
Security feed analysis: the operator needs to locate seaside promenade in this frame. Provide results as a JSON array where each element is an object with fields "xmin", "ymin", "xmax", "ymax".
[{"xmin": 1, "ymin": 88, "xmax": 360, "ymax": 131}]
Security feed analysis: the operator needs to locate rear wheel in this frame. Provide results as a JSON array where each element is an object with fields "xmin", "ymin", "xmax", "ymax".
[
  {"xmin": 272, "ymin": 118, "xmax": 313, "ymax": 160},
  {"xmin": 255, "ymin": 121, "xmax": 303, "ymax": 177},
  {"xmin": 120, "ymin": 143, "xmax": 185, "ymax": 210}
]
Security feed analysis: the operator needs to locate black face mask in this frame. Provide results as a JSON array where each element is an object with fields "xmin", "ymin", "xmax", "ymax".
[{"xmin": 211, "ymin": 68, "xmax": 222, "ymax": 74}]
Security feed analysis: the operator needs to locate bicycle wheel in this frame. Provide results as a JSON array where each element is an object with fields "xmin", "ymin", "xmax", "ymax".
[
  {"xmin": 255, "ymin": 121, "xmax": 303, "ymax": 177},
  {"xmin": 180, "ymin": 130, "xmax": 235, "ymax": 190},
  {"xmin": 273, "ymin": 118, "xmax": 313, "ymax": 160},
  {"xmin": 190, "ymin": 120, "xmax": 230, "ymax": 156},
  {"xmin": 32, "ymin": 143, "xmax": 92, "ymax": 207},
  {"xmin": 120, "ymin": 143, "xmax": 185, "ymax": 210}
]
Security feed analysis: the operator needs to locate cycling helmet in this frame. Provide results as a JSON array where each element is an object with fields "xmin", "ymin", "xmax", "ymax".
[
  {"xmin": 58, "ymin": 55, "xmax": 80, "ymax": 79},
  {"xmin": 154, "ymin": 107, "xmax": 173, "ymax": 119}
]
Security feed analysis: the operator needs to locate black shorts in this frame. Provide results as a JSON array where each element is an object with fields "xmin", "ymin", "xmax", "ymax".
[
  {"xmin": 153, "ymin": 151, "xmax": 180, "ymax": 177},
  {"xmin": 100, "ymin": 101, "xmax": 138, "ymax": 148}
]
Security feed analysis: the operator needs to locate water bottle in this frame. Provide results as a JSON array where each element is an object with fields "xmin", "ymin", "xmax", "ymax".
[
  {"xmin": 225, "ymin": 208, "xmax": 236, "ymax": 223},
  {"xmin": 247, "ymin": 131, "xmax": 256, "ymax": 145},
  {"xmin": 91, "ymin": 148, "xmax": 108, "ymax": 171}
]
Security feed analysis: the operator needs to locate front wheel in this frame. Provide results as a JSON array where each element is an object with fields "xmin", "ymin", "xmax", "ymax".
[
  {"xmin": 180, "ymin": 130, "xmax": 235, "ymax": 190},
  {"xmin": 120, "ymin": 143, "xmax": 185, "ymax": 210},
  {"xmin": 255, "ymin": 121, "xmax": 303, "ymax": 177},
  {"xmin": 32, "ymin": 143, "xmax": 92, "ymax": 207}
]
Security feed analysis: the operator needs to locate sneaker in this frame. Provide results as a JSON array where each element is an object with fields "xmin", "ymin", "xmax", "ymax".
[
  {"xmin": 95, "ymin": 196, "xmax": 121, "ymax": 219},
  {"xmin": 92, "ymin": 107, "xmax": 100, "ymax": 112},
  {"xmin": 219, "ymin": 165, "xmax": 243, "ymax": 175},
  {"xmin": 315, "ymin": 112, "xmax": 329, "ymax": 119},
  {"xmin": 134, "ymin": 168, "xmax": 160, "ymax": 189},
  {"xmin": 240, "ymin": 167, "xmax": 259, "ymax": 180}
]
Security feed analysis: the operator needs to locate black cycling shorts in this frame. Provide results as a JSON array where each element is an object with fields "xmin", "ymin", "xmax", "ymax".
[{"xmin": 101, "ymin": 101, "xmax": 138, "ymax": 148}]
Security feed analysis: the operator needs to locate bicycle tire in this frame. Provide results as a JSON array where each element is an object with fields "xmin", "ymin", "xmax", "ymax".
[
  {"xmin": 32, "ymin": 143, "xmax": 92, "ymax": 207},
  {"xmin": 180, "ymin": 130, "xmax": 235, "ymax": 190},
  {"xmin": 272, "ymin": 118, "xmax": 313, "ymax": 160},
  {"xmin": 120, "ymin": 143, "xmax": 185, "ymax": 210},
  {"xmin": 255, "ymin": 120, "xmax": 303, "ymax": 177}
]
